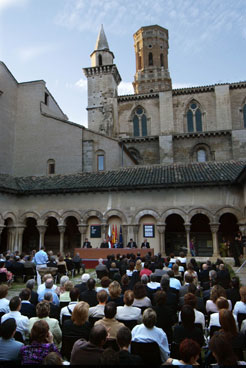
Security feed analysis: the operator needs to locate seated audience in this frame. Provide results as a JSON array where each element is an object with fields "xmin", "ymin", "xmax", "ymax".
[
  {"xmin": 38, "ymin": 278, "xmax": 60, "ymax": 306},
  {"xmin": 95, "ymin": 258, "xmax": 108, "ymax": 273},
  {"xmin": 80, "ymin": 278, "xmax": 98, "ymax": 307},
  {"xmin": 131, "ymin": 308, "xmax": 170, "ymax": 363},
  {"xmin": 116, "ymin": 326, "xmax": 143, "ymax": 365},
  {"xmin": 206, "ymin": 284, "xmax": 232, "ymax": 313},
  {"xmin": 89, "ymin": 289, "xmax": 108, "ymax": 318},
  {"xmin": 132, "ymin": 282, "xmax": 151, "ymax": 308},
  {"xmin": 43, "ymin": 292, "xmax": 60, "ymax": 321},
  {"xmin": 226, "ymin": 276, "xmax": 241, "ymax": 308},
  {"xmin": 1, "ymin": 296, "xmax": 29, "ymax": 340},
  {"xmin": 178, "ymin": 293, "xmax": 205, "ymax": 329},
  {"xmin": 20, "ymin": 320, "xmax": 61, "ymax": 364},
  {"xmin": 75, "ymin": 273, "xmax": 90, "ymax": 294},
  {"xmin": 96, "ymin": 276, "xmax": 111, "ymax": 294},
  {"xmin": 209, "ymin": 296, "xmax": 237, "ymax": 329},
  {"xmin": 126, "ymin": 261, "xmax": 135, "ymax": 277},
  {"xmin": 62, "ymin": 301, "xmax": 91, "ymax": 340},
  {"xmin": 37, "ymin": 274, "xmax": 57, "ymax": 294},
  {"xmin": 108, "ymin": 281, "xmax": 124, "ymax": 306},
  {"xmin": 56, "ymin": 275, "xmax": 69, "ymax": 296},
  {"xmin": 198, "ymin": 263, "xmax": 210, "ymax": 289},
  {"xmin": 72, "ymin": 252, "xmax": 84, "ymax": 275},
  {"xmin": 184, "ymin": 263, "xmax": 198, "ymax": 285},
  {"xmin": 233, "ymin": 286, "xmax": 246, "ymax": 317},
  {"xmin": 57, "ymin": 255, "xmax": 67, "ymax": 272},
  {"xmin": 177, "ymin": 251, "xmax": 186, "ymax": 265},
  {"xmin": 121, "ymin": 274, "xmax": 130, "ymax": 294},
  {"xmin": 139, "ymin": 262, "xmax": 152, "ymax": 277},
  {"xmin": 26, "ymin": 279, "xmax": 38, "ymax": 306},
  {"xmin": 94, "ymin": 301, "xmax": 125, "ymax": 339},
  {"xmin": 172, "ymin": 263, "xmax": 182, "ymax": 280},
  {"xmin": 29, "ymin": 300, "xmax": 62, "ymax": 348},
  {"xmin": 0, "ymin": 318, "xmax": 24, "ymax": 361},
  {"xmin": 209, "ymin": 331, "xmax": 238, "ymax": 366},
  {"xmin": 217, "ymin": 263, "xmax": 231, "ymax": 289},
  {"xmin": 165, "ymin": 338, "xmax": 201, "ymax": 366},
  {"xmin": 116, "ymin": 290, "xmax": 142, "ymax": 322},
  {"xmin": 0, "ymin": 261, "xmax": 13, "ymax": 281},
  {"xmin": 173, "ymin": 305, "xmax": 204, "ymax": 347},
  {"xmin": 60, "ymin": 287, "xmax": 79, "ymax": 323},
  {"xmin": 153, "ymin": 290, "xmax": 176, "ymax": 343},
  {"xmin": 59, "ymin": 280, "xmax": 73, "ymax": 302},
  {"xmin": 147, "ymin": 273, "xmax": 160, "ymax": 292},
  {"xmin": 19, "ymin": 288, "xmax": 36, "ymax": 319},
  {"xmin": 43, "ymin": 352, "xmax": 64, "ymax": 365},
  {"xmin": 47, "ymin": 255, "xmax": 57, "ymax": 268},
  {"xmin": 179, "ymin": 275, "xmax": 193, "ymax": 299},
  {"xmin": 70, "ymin": 324, "xmax": 108, "ymax": 365},
  {"xmin": 0, "ymin": 284, "xmax": 10, "ymax": 314},
  {"xmin": 157, "ymin": 275, "xmax": 178, "ymax": 312}
]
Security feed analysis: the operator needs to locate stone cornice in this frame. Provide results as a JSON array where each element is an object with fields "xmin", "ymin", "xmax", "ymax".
[
  {"xmin": 120, "ymin": 136, "xmax": 159, "ymax": 143},
  {"xmin": 118, "ymin": 92, "xmax": 159, "ymax": 102},
  {"xmin": 83, "ymin": 64, "xmax": 121, "ymax": 85},
  {"xmin": 173, "ymin": 130, "xmax": 231, "ymax": 140}
]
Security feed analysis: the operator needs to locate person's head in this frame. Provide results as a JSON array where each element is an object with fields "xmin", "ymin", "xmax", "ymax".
[
  {"xmin": 209, "ymin": 332, "xmax": 237, "ymax": 366},
  {"xmin": 101, "ymin": 276, "xmax": 111, "ymax": 288},
  {"xmin": 43, "ymin": 352, "xmax": 63, "ymax": 365},
  {"xmin": 26, "ymin": 279, "xmax": 35, "ymax": 290},
  {"xmin": 108, "ymin": 281, "xmax": 121, "ymax": 298},
  {"xmin": 97, "ymin": 290, "xmax": 108, "ymax": 304},
  {"xmin": 87, "ymin": 278, "xmax": 96, "ymax": 291},
  {"xmin": 100, "ymin": 348, "xmax": 119, "ymax": 365},
  {"xmin": 60, "ymin": 275, "xmax": 69, "ymax": 287},
  {"xmin": 81, "ymin": 273, "xmax": 90, "ymax": 283},
  {"xmin": 42, "ymin": 273, "xmax": 52, "ymax": 283},
  {"xmin": 89, "ymin": 324, "xmax": 107, "ymax": 347},
  {"xmin": 0, "ymin": 284, "xmax": 8, "ymax": 299},
  {"xmin": 9, "ymin": 296, "xmax": 21, "ymax": 312},
  {"xmin": 0, "ymin": 318, "xmax": 16, "ymax": 339},
  {"xmin": 135, "ymin": 259, "xmax": 142, "ymax": 271},
  {"xmin": 98, "ymin": 258, "xmax": 103, "ymax": 265},
  {"xmin": 240, "ymin": 286, "xmax": 246, "ymax": 303},
  {"xmin": 19, "ymin": 288, "xmax": 31, "ymax": 301},
  {"xmin": 172, "ymin": 264, "xmax": 179, "ymax": 273},
  {"xmin": 117, "ymin": 326, "xmax": 131, "ymax": 349},
  {"xmin": 210, "ymin": 284, "xmax": 226, "ymax": 303},
  {"xmin": 141, "ymin": 274, "xmax": 148, "ymax": 285},
  {"xmin": 231, "ymin": 276, "xmax": 240, "ymax": 290},
  {"xmin": 160, "ymin": 275, "xmax": 170, "ymax": 291},
  {"xmin": 121, "ymin": 274, "xmax": 129, "ymax": 286},
  {"xmin": 142, "ymin": 308, "xmax": 157, "ymax": 329},
  {"xmin": 167, "ymin": 270, "xmax": 174, "ymax": 278},
  {"xmin": 202, "ymin": 263, "xmax": 208, "ymax": 270},
  {"xmin": 143, "ymin": 262, "xmax": 149, "ymax": 269},
  {"xmin": 216, "ymin": 296, "xmax": 229, "ymax": 310},
  {"xmin": 154, "ymin": 290, "xmax": 166, "ymax": 306},
  {"xmin": 44, "ymin": 292, "xmax": 53, "ymax": 303},
  {"xmin": 123, "ymin": 290, "xmax": 135, "ymax": 306},
  {"xmin": 0, "ymin": 261, "xmax": 5, "ymax": 268},
  {"xmin": 71, "ymin": 301, "xmax": 89, "ymax": 326},
  {"xmin": 184, "ymin": 274, "xmax": 193, "ymax": 284},
  {"xmin": 70, "ymin": 288, "xmax": 79, "ymax": 302},
  {"xmin": 179, "ymin": 338, "xmax": 201, "ymax": 365},
  {"xmin": 179, "ymin": 251, "xmax": 185, "ymax": 258},
  {"xmin": 36, "ymin": 300, "xmax": 50, "ymax": 318},
  {"xmin": 45, "ymin": 278, "xmax": 54, "ymax": 290},
  {"xmin": 149, "ymin": 273, "xmax": 157, "ymax": 283},
  {"xmin": 180, "ymin": 305, "xmax": 195, "ymax": 327},
  {"xmin": 184, "ymin": 293, "xmax": 197, "ymax": 309},
  {"xmin": 58, "ymin": 255, "xmax": 64, "ymax": 262},
  {"xmin": 219, "ymin": 308, "xmax": 237, "ymax": 336},
  {"xmin": 187, "ymin": 263, "xmax": 194, "ymax": 272},
  {"xmin": 30, "ymin": 320, "xmax": 49, "ymax": 343},
  {"xmin": 104, "ymin": 301, "xmax": 117, "ymax": 319},
  {"xmin": 134, "ymin": 282, "xmax": 146, "ymax": 299}
]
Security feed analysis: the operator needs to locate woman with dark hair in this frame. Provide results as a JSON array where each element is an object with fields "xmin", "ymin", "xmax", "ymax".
[
  {"xmin": 121, "ymin": 274, "xmax": 130, "ymax": 294},
  {"xmin": 165, "ymin": 338, "xmax": 200, "ymax": 365},
  {"xmin": 0, "ymin": 261, "xmax": 13, "ymax": 281},
  {"xmin": 153, "ymin": 290, "xmax": 176, "ymax": 343},
  {"xmin": 132, "ymin": 282, "xmax": 151, "ymax": 308},
  {"xmin": 173, "ymin": 305, "xmax": 204, "ymax": 347},
  {"xmin": 20, "ymin": 320, "xmax": 61, "ymax": 364},
  {"xmin": 96, "ymin": 276, "xmax": 111, "ymax": 294},
  {"xmin": 206, "ymin": 284, "xmax": 232, "ymax": 313},
  {"xmin": 189, "ymin": 258, "xmax": 199, "ymax": 274},
  {"xmin": 209, "ymin": 331, "xmax": 238, "ymax": 366},
  {"xmin": 226, "ymin": 276, "xmax": 240, "ymax": 308}
]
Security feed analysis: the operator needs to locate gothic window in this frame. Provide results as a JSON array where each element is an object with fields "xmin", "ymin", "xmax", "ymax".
[
  {"xmin": 98, "ymin": 54, "xmax": 102, "ymax": 66},
  {"xmin": 47, "ymin": 159, "xmax": 55, "ymax": 175},
  {"xmin": 148, "ymin": 52, "xmax": 153, "ymax": 66},
  {"xmin": 132, "ymin": 107, "xmax": 148, "ymax": 137},
  {"xmin": 160, "ymin": 53, "xmax": 164, "ymax": 67},
  {"xmin": 243, "ymin": 104, "xmax": 246, "ymax": 128},
  {"xmin": 186, "ymin": 101, "xmax": 203, "ymax": 132}
]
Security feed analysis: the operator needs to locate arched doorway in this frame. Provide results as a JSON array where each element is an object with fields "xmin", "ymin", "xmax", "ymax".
[
  {"xmin": 0, "ymin": 218, "xmax": 14, "ymax": 253},
  {"xmin": 64, "ymin": 216, "xmax": 80, "ymax": 253},
  {"xmin": 218, "ymin": 213, "xmax": 239, "ymax": 242},
  {"xmin": 190, "ymin": 214, "xmax": 212, "ymax": 256},
  {"xmin": 165, "ymin": 214, "xmax": 186, "ymax": 255},
  {"xmin": 44, "ymin": 217, "xmax": 59, "ymax": 253},
  {"xmin": 22, "ymin": 218, "xmax": 39, "ymax": 253}
]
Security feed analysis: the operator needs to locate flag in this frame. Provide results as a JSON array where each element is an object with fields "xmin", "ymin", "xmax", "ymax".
[
  {"xmin": 107, "ymin": 225, "xmax": 111, "ymax": 248},
  {"xmin": 119, "ymin": 225, "xmax": 123, "ymax": 246},
  {"xmin": 115, "ymin": 225, "xmax": 118, "ymax": 244},
  {"xmin": 112, "ymin": 224, "xmax": 115, "ymax": 246}
]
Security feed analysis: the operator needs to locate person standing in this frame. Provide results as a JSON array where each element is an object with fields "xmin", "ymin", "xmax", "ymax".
[
  {"xmin": 235, "ymin": 231, "xmax": 243, "ymax": 257},
  {"xmin": 190, "ymin": 238, "xmax": 196, "ymax": 256},
  {"xmin": 33, "ymin": 247, "xmax": 48, "ymax": 286}
]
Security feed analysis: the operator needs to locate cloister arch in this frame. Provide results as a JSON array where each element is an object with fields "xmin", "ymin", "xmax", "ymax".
[
  {"xmin": 44, "ymin": 216, "xmax": 59, "ymax": 253},
  {"xmin": 22, "ymin": 217, "xmax": 39, "ymax": 253},
  {"xmin": 190, "ymin": 213, "xmax": 212, "ymax": 256},
  {"xmin": 61, "ymin": 211, "xmax": 81, "ymax": 224},
  {"xmin": 165, "ymin": 214, "xmax": 186, "ymax": 255},
  {"xmin": 64, "ymin": 216, "xmax": 80, "ymax": 253},
  {"xmin": 133, "ymin": 209, "xmax": 160, "ymax": 224},
  {"xmin": 104, "ymin": 209, "xmax": 128, "ymax": 224},
  {"xmin": 218, "ymin": 213, "xmax": 239, "ymax": 243}
]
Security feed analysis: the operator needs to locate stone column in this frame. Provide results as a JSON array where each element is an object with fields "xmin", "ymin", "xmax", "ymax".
[
  {"xmin": 238, "ymin": 224, "xmax": 246, "ymax": 256},
  {"xmin": 101, "ymin": 223, "xmax": 107, "ymax": 241},
  {"xmin": 16, "ymin": 226, "xmax": 26, "ymax": 254},
  {"xmin": 210, "ymin": 223, "xmax": 220, "ymax": 258},
  {"xmin": 184, "ymin": 223, "xmax": 191, "ymax": 257},
  {"xmin": 122, "ymin": 224, "xmax": 127, "ymax": 248},
  {"xmin": 58, "ymin": 225, "xmax": 66, "ymax": 254},
  {"xmin": 0, "ymin": 225, "xmax": 5, "ymax": 251},
  {"xmin": 157, "ymin": 224, "xmax": 166, "ymax": 255},
  {"xmin": 8, "ymin": 227, "xmax": 18, "ymax": 252},
  {"xmin": 36, "ymin": 225, "xmax": 47, "ymax": 250},
  {"xmin": 77, "ymin": 224, "xmax": 88, "ymax": 248},
  {"xmin": 133, "ymin": 225, "xmax": 139, "ymax": 247}
]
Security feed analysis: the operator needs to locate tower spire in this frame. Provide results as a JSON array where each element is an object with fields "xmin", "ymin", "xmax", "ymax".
[{"xmin": 95, "ymin": 24, "xmax": 109, "ymax": 51}]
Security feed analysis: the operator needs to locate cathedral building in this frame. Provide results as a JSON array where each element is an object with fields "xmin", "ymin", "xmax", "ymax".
[{"xmin": 0, "ymin": 25, "xmax": 245, "ymax": 258}]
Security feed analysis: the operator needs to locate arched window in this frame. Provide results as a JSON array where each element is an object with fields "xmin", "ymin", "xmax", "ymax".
[
  {"xmin": 132, "ymin": 107, "xmax": 148, "ymax": 137},
  {"xmin": 148, "ymin": 52, "xmax": 153, "ymax": 66},
  {"xmin": 160, "ymin": 53, "xmax": 164, "ymax": 67},
  {"xmin": 47, "ymin": 159, "xmax": 55, "ymax": 175},
  {"xmin": 186, "ymin": 101, "xmax": 203, "ymax": 132},
  {"xmin": 98, "ymin": 54, "xmax": 102, "ymax": 66},
  {"xmin": 243, "ymin": 104, "xmax": 246, "ymax": 128},
  {"xmin": 197, "ymin": 149, "xmax": 207, "ymax": 162},
  {"xmin": 96, "ymin": 151, "xmax": 105, "ymax": 171}
]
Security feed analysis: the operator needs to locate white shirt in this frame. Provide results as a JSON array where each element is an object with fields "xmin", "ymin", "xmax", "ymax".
[
  {"xmin": 116, "ymin": 305, "xmax": 142, "ymax": 322},
  {"xmin": 131, "ymin": 323, "xmax": 170, "ymax": 362},
  {"xmin": 0, "ymin": 298, "xmax": 10, "ymax": 314},
  {"xmin": 233, "ymin": 301, "xmax": 246, "ymax": 316},
  {"xmin": 209, "ymin": 311, "xmax": 238, "ymax": 329},
  {"xmin": 206, "ymin": 299, "xmax": 232, "ymax": 313},
  {"xmin": 1, "ymin": 311, "xmax": 29, "ymax": 338},
  {"xmin": 96, "ymin": 287, "xmax": 109, "ymax": 294},
  {"xmin": 177, "ymin": 257, "xmax": 187, "ymax": 264},
  {"xmin": 147, "ymin": 281, "xmax": 160, "ymax": 290},
  {"xmin": 89, "ymin": 304, "xmax": 105, "ymax": 318},
  {"xmin": 60, "ymin": 301, "xmax": 78, "ymax": 324},
  {"xmin": 37, "ymin": 283, "xmax": 57, "ymax": 294},
  {"xmin": 169, "ymin": 277, "xmax": 181, "ymax": 290},
  {"xmin": 132, "ymin": 297, "xmax": 151, "ymax": 308},
  {"xmin": 178, "ymin": 309, "xmax": 205, "ymax": 329}
]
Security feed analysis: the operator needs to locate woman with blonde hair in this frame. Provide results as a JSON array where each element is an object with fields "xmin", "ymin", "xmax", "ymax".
[
  {"xmin": 206, "ymin": 284, "xmax": 232, "ymax": 313},
  {"xmin": 233, "ymin": 286, "xmax": 246, "ymax": 316},
  {"xmin": 184, "ymin": 263, "xmax": 198, "ymax": 285},
  {"xmin": 59, "ymin": 280, "xmax": 74, "ymax": 303},
  {"xmin": 62, "ymin": 301, "xmax": 91, "ymax": 339},
  {"xmin": 108, "ymin": 281, "xmax": 124, "ymax": 306}
]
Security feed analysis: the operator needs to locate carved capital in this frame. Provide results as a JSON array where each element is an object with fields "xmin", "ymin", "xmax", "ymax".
[
  {"xmin": 132, "ymin": 225, "xmax": 139, "ymax": 235},
  {"xmin": 210, "ymin": 223, "xmax": 220, "ymax": 233},
  {"xmin": 58, "ymin": 225, "xmax": 66, "ymax": 234},
  {"xmin": 36, "ymin": 225, "xmax": 48, "ymax": 234},
  {"xmin": 77, "ymin": 223, "xmax": 88, "ymax": 235},
  {"xmin": 184, "ymin": 223, "xmax": 191, "ymax": 232},
  {"xmin": 156, "ymin": 224, "xmax": 166, "ymax": 234}
]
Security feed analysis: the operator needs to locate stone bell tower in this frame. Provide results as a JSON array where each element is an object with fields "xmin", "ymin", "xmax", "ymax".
[
  {"xmin": 83, "ymin": 25, "xmax": 121, "ymax": 137},
  {"xmin": 133, "ymin": 25, "xmax": 172, "ymax": 94}
]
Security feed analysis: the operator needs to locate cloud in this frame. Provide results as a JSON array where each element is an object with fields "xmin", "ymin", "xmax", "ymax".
[
  {"xmin": 75, "ymin": 78, "xmax": 87, "ymax": 90},
  {"xmin": 118, "ymin": 81, "xmax": 134, "ymax": 95},
  {"xmin": 18, "ymin": 44, "xmax": 54, "ymax": 62},
  {"xmin": 0, "ymin": 0, "xmax": 28, "ymax": 13}
]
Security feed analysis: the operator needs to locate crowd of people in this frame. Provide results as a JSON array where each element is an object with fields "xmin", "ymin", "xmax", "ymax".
[{"xmin": 0, "ymin": 248, "xmax": 245, "ymax": 365}]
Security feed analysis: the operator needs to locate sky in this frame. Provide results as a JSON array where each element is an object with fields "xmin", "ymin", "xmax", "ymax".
[{"xmin": 0, "ymin": 0, "xmax": 246, "ymax": 127}]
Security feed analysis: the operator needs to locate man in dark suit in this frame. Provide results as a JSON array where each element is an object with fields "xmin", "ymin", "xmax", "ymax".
[
  {"xmin": 44, "ymin": 292, "xmax": 60, "ymax": 321},
  {"xmin": 19, "ymin": 288, "xmax": 36, "ymax": 318},
  {"xmin": 83, "ymin": 238, "xmax": 92, "ymax": 248},
  {"xmin": 100, "ymin": 239, "xmax": 109, "ymax": 248},
  {"xmin": 79, "ymin": 278, "xmax": 98, "ymax": 307},
  {"xmin": 141, "ymin": 238, "xmax": 150, "ymax": 248},
  {"xmin": 127, "ymin": 238, "xmax": 137, "ymax": 248}
]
